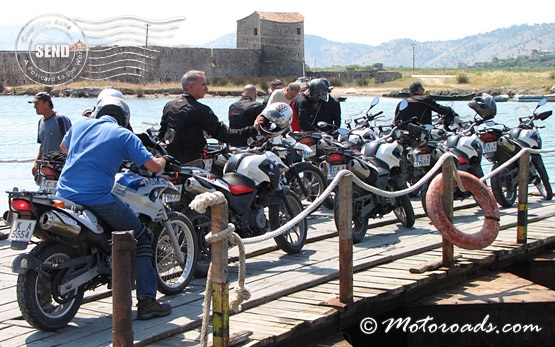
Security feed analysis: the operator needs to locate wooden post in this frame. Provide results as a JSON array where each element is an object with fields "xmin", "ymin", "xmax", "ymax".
[
  {"xmin": 442, "ymin": 158, "xmax": 455, "ymax": 267},
  {"xmin": 517, "ymin": 151, "xmax": 530, "ymax": 243},
  {"xmin": 338, "ymin": 174, "xmax": 353, "ymax": 304},
  {"xmin": 112, "ymin": 231, "xmax": 136, "ymax": 347},
  {"xmin": 211, "ymin": 201, "xmax": 229, "ymax": 347}
]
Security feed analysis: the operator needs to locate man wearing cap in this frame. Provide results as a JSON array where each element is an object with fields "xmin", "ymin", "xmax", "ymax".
[
  {"xmin": 29, "ymin": 92, "xmax": 72, "ymax": 177},
  {"xmin": 262, "ymin": 79, "xmax": 284, "ymax": 107},
  {"xmin": 394, "ymin": 81, "xmax": 457, "ymax": 128}
]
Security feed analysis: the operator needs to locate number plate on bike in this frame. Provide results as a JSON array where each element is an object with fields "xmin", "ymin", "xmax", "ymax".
[
  {"xmin": 41, "ymin": 179, "xmax": 58, "ymax": 194},
  {"xmin": 483, "ymin": 141, "xmax": 497, "ymax": 153},
  {"xmin": 203, "ymin": 158, "xmax": 213, "ymax": 171},
  {"xmin": 414, "ymin": 154, "xmax": 431, "ymax": 167},
  {"xmin": 327, "ymin": 164, "xmax": 346, "ymax": 179},
  {"xmin": 9, "ymin": 219, "xmax": 36, "ymax": 242}
]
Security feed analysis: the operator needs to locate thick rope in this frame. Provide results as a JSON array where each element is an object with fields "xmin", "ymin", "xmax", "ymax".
[
  {"xmin": 190, "ymin": 192, "xmax": 251, "ymax": 347},
  {"xmin": 481, "ymin": 147, "xmax": 555, "ymax": 182}
]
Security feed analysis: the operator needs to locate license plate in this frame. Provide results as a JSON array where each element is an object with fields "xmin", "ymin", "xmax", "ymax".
[
  {"xmin": 483, "ymin": 141, "xmax": 497, "ymax": 153},
  {"xmin": 163, "ymin": 184, "xmax": 182, "ymax": 203},
  {"xmin": 327, "ymin": 164, "xmax": 346, "ymax": 179},
  {"xmin": 40, "ymin": 179, "xmax": 58, "ymax": 194},
  {"xmin": 9, "ymin": 219, "xmax": 36, "ymax": 242},
  {"xmin": 203, "ymin": 158, "xmax": 213, "ymax": 171},
  {"xmin": 414, "ymin": 154, "xmax": 431, "ymax": 167}
]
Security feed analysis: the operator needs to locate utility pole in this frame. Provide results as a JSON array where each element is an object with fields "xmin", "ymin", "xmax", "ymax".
[
  {"xmin": 411, "ymin": 44, "xmax": 416, "ymax": 71},
  {"xmin": 145, "ymin": 24, "xmax": 149, "ymax": 48}
]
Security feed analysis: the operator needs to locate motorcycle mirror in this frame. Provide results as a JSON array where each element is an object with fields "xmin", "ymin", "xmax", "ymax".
[
  {"xmin": 317, "ymin": 121, "xmax": 331, "ymax": 129},
  {"xmin": 371, "ymin": 97, "xmax": 379, "ymax": 107},
  {"xmin": 164, "ymin": 128, "xmax": 176, "ymax": 145},
  {"xmin": 398, "ymin": 99, "xmax": 408, "ymax": 112},
  {"xmin": 446, "ymin": 101, "xmax": 454, "ymax": 108},
  {"xmin": 537, "ymin": 98, "xmax": 547, "ymax": 107}
]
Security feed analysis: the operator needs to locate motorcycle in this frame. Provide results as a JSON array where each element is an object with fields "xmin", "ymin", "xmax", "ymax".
[
  {"xmin": 323, "ymin": 123, "xmax": 416, "ymax": 244},
  {"xmin": 4, "ymin": 130, "xmax": 198, "ymax": 331},
  {"xmin": 175, "ymin": 146, "xmax": 308, "ymax": 277},
  {"xmin": 484, "ymin": 97, "xmax": 553, "ymax": 207}
]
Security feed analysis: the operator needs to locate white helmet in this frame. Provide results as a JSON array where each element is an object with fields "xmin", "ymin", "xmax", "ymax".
[
  {"xmin": 97, "ymin": 87, "xmax": 124, "ymax": 102},
  {"xmin": 260, "ymin": 102, "xmax": 293, "ymax": 137},
  {"xmin": 93, "ymin": 96, "xmax": 131, "ymax": 129}
]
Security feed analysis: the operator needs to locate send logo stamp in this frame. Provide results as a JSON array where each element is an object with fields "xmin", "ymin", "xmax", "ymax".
[{"xmin": 15, "ymin": 13, "xmax": 88, "ymax": 86}]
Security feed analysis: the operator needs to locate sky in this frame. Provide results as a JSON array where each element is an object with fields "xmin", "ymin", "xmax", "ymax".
[{"xmin": 1, "ymin": 0, "xmax": 553, "ymax": 48}]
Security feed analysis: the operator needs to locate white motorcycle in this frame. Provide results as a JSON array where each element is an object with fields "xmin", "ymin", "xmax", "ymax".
[{"xmin": 5, "ymin": 131, "xmax": 197, "ymax": 331}]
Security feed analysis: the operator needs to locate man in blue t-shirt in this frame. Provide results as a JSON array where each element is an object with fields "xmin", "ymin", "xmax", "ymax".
[
  {"xmin": 56, "ymin": 96, "xmax": 172, "ymax": 320},
  {"xmin": 29, "ymin": 92, "xmax": 72, "ymax": 177}
]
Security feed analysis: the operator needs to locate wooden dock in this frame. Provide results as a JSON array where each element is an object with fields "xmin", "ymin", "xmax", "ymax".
[{"xmin": 1, "ymin": 195, "xmax": 554, "ymax": 346}]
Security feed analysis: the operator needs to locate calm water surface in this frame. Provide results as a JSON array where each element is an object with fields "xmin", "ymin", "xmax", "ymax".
[{"xmin": 1, "ymin": 94, "xmax": 554, "ymax": 214}]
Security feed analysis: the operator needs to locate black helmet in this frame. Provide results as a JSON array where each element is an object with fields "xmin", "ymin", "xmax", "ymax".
[
  {"xmin": 468, "ymin": 93, "xmax": 496, "ymax": 119},
  {"xmin": 93, "ymin": 96, "xmax": 131, "ymax": 129},
  {"xmin": 260, "ymin": 102, "xmax": 293, "ymax": 137},
  {"xmin": 308, "ymin": 78, "xmax": 329, "ymax": 102},
  {"xmin": 320, "ymin": 78, "xmax": 334, "ymax": 92}
]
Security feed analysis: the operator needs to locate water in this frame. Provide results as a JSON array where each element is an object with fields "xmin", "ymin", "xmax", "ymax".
[{"xmin": 1, "ymin": 94, "xmax": 554, "ymax": 215}]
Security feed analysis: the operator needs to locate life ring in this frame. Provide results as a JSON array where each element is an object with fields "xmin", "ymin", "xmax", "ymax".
[{"xmin": 426, "ymin": 171, "xmax": 500, "ymax": 250}]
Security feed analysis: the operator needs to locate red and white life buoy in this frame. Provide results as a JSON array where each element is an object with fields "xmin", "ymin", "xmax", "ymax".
[{"xmin": 426, "ymin": 171, "xmax": 500, "ymax": 250}]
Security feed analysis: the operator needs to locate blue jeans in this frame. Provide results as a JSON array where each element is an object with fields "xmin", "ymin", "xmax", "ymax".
[{"xmin": 89, "ymin": 195, "xmax": 157, "ymax": 301}]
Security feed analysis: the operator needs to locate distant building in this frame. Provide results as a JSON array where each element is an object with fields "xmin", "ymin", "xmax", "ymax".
[{"xmin": 0, "ymin": 11, "xmax": 306, "ymax": 86}]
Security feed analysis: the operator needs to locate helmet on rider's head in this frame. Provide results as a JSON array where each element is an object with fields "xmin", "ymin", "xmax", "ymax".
[
  {"xmin": 320, "ymin": 78, "xmax": 334, "ymax": 92},
  {"xmin": 468, "ymin": 93, "xmax": 496, "ymax": 120},
  {"xmin": 259, "ymin": 102, "xmax": 293, "ymax": 137},
  {"xmin": 97, "ymin": 87, "xmax": 124, "ymax": 102},
  {"xmin": 93, "ymin": 96, "xmax": 131, "ymax": 130},
  {"xmin": 308, "ymin": 78, "xmax": 329, "ymax": 102}
]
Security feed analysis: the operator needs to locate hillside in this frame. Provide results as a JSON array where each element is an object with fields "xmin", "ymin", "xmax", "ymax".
[{"xmin": 201, "ymin": 23, "xmax": 555, "ymax": 69}]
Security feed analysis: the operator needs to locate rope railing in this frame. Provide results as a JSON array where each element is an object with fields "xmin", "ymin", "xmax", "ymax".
[{"xmin": 186, "ymin": 144, "xmax": 555, "ymax": 347}]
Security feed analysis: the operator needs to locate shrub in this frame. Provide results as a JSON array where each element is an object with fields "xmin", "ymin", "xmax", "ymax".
[{"xmin": 456, "ymin": 74, "xmax": 469, "ymax": 84}]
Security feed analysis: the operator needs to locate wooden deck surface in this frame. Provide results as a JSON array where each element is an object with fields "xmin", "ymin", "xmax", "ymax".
[{"xmin": 1, "ymin": 195, "xmax": 554, "ymax": 347}]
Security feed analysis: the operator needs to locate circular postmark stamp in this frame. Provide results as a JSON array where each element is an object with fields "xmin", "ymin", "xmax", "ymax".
[{"xmin": 15, "ymin": 13, "xmax": 88, "ymax": 86}]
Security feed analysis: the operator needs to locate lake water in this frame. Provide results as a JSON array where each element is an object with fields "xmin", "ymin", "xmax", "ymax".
[{"xmin": 1, "ymin": 94, "xmax": 554, "ymax": 215}]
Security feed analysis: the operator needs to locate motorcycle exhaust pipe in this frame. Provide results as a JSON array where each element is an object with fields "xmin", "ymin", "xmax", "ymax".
[
  {"xmin": 185, "ymin": 177, "xmax": 215, "ymax": 195},
  {"xmin": 348, "ymin": 158, "xmax": 371, "ymax": 180},
  {"xmin": 498, "ymin": 136, "xmax": 516, "ymax": 152},
  {"xmin": 39, "ymin": 211, "xmax": 81, "ymax": 238}
]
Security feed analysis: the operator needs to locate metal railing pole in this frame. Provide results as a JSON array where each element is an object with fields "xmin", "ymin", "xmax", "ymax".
[
  {"xmin": 112, "ymin": 231, "xmax": 136, "ymax": 347},
  {"xmin": 338, "ymin": 174, "xmax": 353, "ymax": 304}
]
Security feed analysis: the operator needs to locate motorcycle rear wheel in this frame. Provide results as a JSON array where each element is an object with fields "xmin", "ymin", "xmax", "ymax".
[
  {"xmin": 531, "ymin": 156, "xmax": 553, "ymax": 201},
  {"xmin": 490, "ymin": 162, "xmax": 518, "ymax": 207},
  {"xmin": 334, "ymin": 186, "xmax": 369, "ymax": 244},
  {"xmin": 270, "ymin": 190, "xmax": 308, "ymax": 254},
  {"xmin": 16, "ymin": 242, "xmax": 83, "ymax": 331},
  {"xmin": 152, "ymin": 211, "xmax": 198, "ymax": 295}
]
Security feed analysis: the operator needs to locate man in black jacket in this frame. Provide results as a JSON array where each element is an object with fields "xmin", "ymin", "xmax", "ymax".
[
  {"xmin": 159, "ymin": 70, "xmax": 263, "ymax": 165},
  {"xmin": 228, "ymin": 84, "xmax": 265, "ymax": 146},
  {"xmin": 394, "ymin": 81, "xmax": 456, "ymax": 128}
]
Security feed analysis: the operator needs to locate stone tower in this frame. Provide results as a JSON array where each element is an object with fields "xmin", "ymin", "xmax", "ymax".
[{"xmin": 237, "ymin": 11, "xmax": 304, "ymax": 77}]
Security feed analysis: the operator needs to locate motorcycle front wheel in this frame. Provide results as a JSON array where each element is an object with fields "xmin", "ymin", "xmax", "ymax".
[
  {"xmin": 270, "ymin": 190, "xmax": 308, "ymax": 254},
  {"xmin": 285, "ymin": 162, "xmax": 333, "ymax": 209},
  {"xmin": 16, "ymin": 242, "xmax": 83, "ymax": 331},
  {"xmin": 490, "ymin": 162, "xmax": 518, "ymax": 207},
  {"xmin": 152, "ymin": 211, "xmax": 198, "ymax": 295},
  {"xmin": 185, "ymin": 209, "xmax": 212, "ymax": 278},
  {"xmin": 393, "ymin": 194, "xmax": 416, "ymax": 227}
]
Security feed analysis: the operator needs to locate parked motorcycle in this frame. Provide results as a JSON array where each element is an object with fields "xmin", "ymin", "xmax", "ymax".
[
  {"xmin": 4, "ymin": 131, "xmax": 198, "ymax": 331},
  {"xmin": 483, "ymin": 97, "xmax": 553, "ymax": 207},
  {"xmin": 323, "ymin": 123, "xmax": 416, "ymax": 243},
  {"xmin": 179, "ymin": 147, "xmax": 308, "ymax": 276}
]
